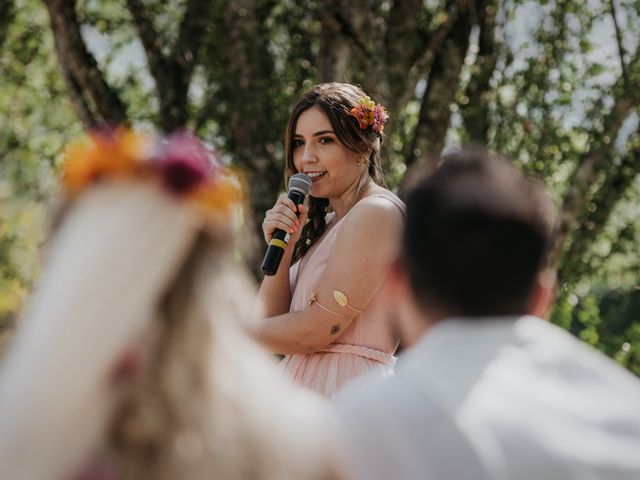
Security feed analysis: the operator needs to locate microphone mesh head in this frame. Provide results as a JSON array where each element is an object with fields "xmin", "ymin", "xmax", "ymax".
[{"xmin": 288, "ymin": 173, "xmax": 312, "ymax": 195}]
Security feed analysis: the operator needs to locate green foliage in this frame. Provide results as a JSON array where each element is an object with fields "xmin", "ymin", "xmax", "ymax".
[
  {"xmin": 0, "ymin": 0, "xmax": 82, "ymax": 327},
  {"xmin": 552, "ymin": 286, "xmax": 640, "ymax": 376}
]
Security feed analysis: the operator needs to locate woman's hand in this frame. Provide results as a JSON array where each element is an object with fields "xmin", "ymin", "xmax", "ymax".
[{"xmin": 262, "ymin": 195, "xmax": 308, "ymax": 245}]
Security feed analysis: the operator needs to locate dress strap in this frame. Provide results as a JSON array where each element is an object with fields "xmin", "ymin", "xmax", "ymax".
[{"xmin": 320, "ymin": 343, "xmax": 397, "ymax": 366}]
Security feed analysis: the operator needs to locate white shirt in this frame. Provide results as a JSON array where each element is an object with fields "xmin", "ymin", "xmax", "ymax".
[{"xmin": 335, "ymin": 316, "xmax": 640, "ymax": 480}]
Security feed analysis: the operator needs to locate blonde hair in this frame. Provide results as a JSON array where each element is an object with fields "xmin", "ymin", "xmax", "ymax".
[{"xmin": 0, "ymin": 182, "xmax": 344, "ymax": 480}]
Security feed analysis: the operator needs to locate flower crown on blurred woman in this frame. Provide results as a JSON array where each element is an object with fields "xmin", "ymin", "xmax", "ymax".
[{"xmin": 62, "ymin": 126, "xmax": 242, "ymax": 228}]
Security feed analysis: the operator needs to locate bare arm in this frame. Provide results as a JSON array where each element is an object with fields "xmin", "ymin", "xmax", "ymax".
[{"xmin": 254, "ymin": 197, "xmax": 403, "ymax": 354}]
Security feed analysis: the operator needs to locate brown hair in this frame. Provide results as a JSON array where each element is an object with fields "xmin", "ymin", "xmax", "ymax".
[
  {"xmin": 402, "ymin": 149, "xmax": 558, "ymax": 316},
  {"xmin": 284, "ymin": 83, "xmax": 387, "ymax": 263}
]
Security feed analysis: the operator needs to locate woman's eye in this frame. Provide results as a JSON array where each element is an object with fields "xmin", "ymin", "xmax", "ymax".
[
  {"xmin": 319, "ymin": 137, "xmax": 333, "ymax": 145},
  {"xmin": 293, "ymin": 139, "xmax": 304, "ymax": 148}
]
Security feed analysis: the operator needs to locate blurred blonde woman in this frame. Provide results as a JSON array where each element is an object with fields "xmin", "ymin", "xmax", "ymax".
[{"xmin": 0, "ymin": 129, "xmax": 348, "ymax": 480}]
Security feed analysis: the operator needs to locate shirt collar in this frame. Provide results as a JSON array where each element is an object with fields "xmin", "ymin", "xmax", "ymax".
[{"xmin": 397, "ymin": 315, "xmax": 543, "ymax": 408}]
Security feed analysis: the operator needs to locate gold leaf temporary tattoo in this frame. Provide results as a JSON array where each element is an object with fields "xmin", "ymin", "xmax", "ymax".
[{"xmin": 333, "ymin": 290, "xmax": 348, "ymax": 307}]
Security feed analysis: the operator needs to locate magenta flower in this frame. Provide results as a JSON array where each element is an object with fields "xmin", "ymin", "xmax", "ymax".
[
  {"xmin": 154, "ymin": 130, "xmax": 218, "ymax": 195},
  {"xmin": 372, "ymin": 104, "xmax": 389, "ymax": 133}
]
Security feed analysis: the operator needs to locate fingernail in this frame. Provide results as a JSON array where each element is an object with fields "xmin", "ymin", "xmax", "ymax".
[
  {"xmin": 289, "ymin": 229, "xmax": 294, "ymax": 233},
  {"xmin": 292, "ymin": 205, "xmax": 297, "ymax": 213}
]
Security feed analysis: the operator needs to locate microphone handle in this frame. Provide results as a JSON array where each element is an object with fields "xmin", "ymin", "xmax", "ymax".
[{"xmin": 261, "ymin": 189, "xmax": 307, "ymax": 276}]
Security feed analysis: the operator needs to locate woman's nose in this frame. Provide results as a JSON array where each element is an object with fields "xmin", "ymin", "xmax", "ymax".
[{"xmin": 301, "ymin": 143, "xmax": 317, "ymax": 163}]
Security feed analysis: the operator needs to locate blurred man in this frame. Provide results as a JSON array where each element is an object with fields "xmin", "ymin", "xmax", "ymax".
[{"xmin": 336, "ymin": 150, "xmax": 640, "ymax": 480}]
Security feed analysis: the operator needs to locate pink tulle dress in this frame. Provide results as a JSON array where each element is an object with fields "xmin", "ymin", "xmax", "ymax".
[{"xmin": 279, "ymin": 193, "xmax": 405, "ymax": 399}]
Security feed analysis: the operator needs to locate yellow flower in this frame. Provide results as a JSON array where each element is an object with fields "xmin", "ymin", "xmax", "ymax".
[
  {"xmin": 190, "ymin": 171, "xmax": 245, "ymax": 217},
  {"xmin": 63, "ymin": 128, "xmax": 150, "ymax": 194}
]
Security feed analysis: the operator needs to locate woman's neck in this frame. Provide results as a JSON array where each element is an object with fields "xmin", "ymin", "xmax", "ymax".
[{"xmin": 330, "ymin": 177, "xmax": 379, "ymax": 219}]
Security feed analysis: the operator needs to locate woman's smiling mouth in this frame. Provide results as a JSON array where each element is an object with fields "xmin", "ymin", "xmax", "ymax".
[{"xmin": 306, "ymin": 171, "xmax": 327, "ymax": 182}]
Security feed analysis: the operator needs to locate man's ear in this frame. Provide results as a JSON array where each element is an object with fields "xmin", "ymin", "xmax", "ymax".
[
  {"xmin": 367, "ymin": 253, "xmax": 402, "ymax": 317},
  {"xmin": 373, "ymin": 254, "xmax": 413, "ymax": 324},
  {"xmin": 528, "ymin": 268, "xmax": 557, "ymax": 319},
  {"xmin": 384, "ymin": 254, "xmax": 411, "ymax": 299},
  {"xmin": 385, "ymin": 255, "xmax": 437, "ymax": 346}
]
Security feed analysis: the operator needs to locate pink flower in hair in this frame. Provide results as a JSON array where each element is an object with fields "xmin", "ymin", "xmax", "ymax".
[{"xmin": 372, "ymin": 104, "xmax": 389, "ymax": 133}]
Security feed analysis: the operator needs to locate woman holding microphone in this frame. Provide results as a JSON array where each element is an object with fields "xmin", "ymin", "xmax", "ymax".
[{"xmin": 256, "ymin": 83, "xmax": 405, "ymax": 399}]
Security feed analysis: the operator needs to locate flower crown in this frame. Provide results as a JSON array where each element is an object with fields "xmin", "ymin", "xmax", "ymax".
[
  {"xmin": 62, "ymin": 127, "xmax": 243, "ymax": 221},
  {"xmin": 350, "ymin": 96, "xmax": 389, "ymax": 134}
]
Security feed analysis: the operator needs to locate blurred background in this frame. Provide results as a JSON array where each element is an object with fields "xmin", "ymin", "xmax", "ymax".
[{"xmin": 1, "ymin": 0, "xmax": 639, "ymax": 373}]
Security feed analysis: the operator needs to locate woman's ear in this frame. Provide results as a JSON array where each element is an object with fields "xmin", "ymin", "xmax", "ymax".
[{"xmin": 528, "ymin": 268, "xmax": 557, "ymax": 319}]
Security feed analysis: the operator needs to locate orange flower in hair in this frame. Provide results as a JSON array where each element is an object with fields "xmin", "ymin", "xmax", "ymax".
[{"xmin": 350, "ymin": 96, "xmax": 389, "ymax": 133}]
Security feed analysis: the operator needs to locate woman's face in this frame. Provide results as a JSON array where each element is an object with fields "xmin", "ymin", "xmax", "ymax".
[{"xmin": 292, "ymin": 106, "xmax": 364, "ymax": 199}]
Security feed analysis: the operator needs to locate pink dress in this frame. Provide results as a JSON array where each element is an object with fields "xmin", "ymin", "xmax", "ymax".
[{"xmin": 279, "ymin": 192, "xmax": 405, "ymax": 399}]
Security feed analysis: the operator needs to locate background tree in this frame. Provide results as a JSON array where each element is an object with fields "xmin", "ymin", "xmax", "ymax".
[{"xmin": 1, "ymin": 0, "xmax": 639, "ymax": 372}]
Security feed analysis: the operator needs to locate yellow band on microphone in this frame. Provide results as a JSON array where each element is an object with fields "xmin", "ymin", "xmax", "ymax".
[{"xmin": 269, "ymin": 238, "xmax": 288, "ymax": 250}]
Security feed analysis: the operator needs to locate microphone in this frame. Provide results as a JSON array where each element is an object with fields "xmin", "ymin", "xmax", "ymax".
[{"xmin": 261, "ymin": 173, "xmax": 312, "ymax": 276}]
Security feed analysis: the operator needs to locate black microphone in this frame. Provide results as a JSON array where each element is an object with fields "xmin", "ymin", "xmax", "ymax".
[{"xmin": 261, "ymin": 173, "xmax": 312, "ymax": 276}]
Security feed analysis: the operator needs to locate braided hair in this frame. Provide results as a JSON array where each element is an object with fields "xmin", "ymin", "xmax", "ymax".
[{"xmin": 284, "ymin": 83, "xmax": 387, "ymax": 263}]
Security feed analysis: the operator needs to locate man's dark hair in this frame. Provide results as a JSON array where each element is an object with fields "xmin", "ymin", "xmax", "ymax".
[{"xmin": 402, "ymin": 149, "xmax": 558, "ymax": 317}]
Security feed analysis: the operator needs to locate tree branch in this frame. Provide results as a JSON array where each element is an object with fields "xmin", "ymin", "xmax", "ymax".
[
  {"xmin": 316, "ymin": 1, "xmax": 358, "ymax": 82},
  {"xmin": 334, "ymin": 11, "xmax": 372, "ymax": 60},
  {"xmin": 400, "ymin": 0, "xmax": 467, "ymax": 107},
  {"xmin": 384, "ymin": 0, "xmax": 423, "ymax": 101},
  {"xmin": 557, "ymin": 136, "xmax": 640, "ymax": 285},
  {"xmin": 125, "ymin": 0, "xmax": 168, "ymax": 89},
  {"xmin": 125, "ymin": 0, "xmax": 214, "ymax": 131},
  {"xmin": 317, "ymin": 24, "xmax": 353, "ymax": 82},
  {"xmin": 404, "ymin": 0, "xmax": 474, "ymax": 166},
  {"xmin": 319, "ymin": 4, "xmax": 373, "ymax": 63},
  {"xmin": 194, "ymin": 87, "xmax": 222, "ymax": 132},
  {"xmin": 207, "ymin": 0, "xmax": 283, "ymax": 228},
  {"xmin": 551, "ymin": 31, "xmax": 640, "ymax": 270},
  {"xmin": 609, "ymin": 0, "xmax": 628, "ymax": 90},
  {"xmin": 44, "ymin": 0, "xmax": 127, "ymax": 127},
  {"xmin": 58, "ymin": 62, "xmax": 96, "ymax": 128},
  {"xmin": 174, "ymin": 0, "xmax": 215, "ymax": 83},
  {"xmin": 0, "ymin": 0, "xmax": 15, "ymax": 50},
  {"xmin": 462, "ymin": 0, "xmax": 498, "ymax": 144},
  {"xmin": 551, "ymin": 82, "xmax": 640, "ymax": 269}
]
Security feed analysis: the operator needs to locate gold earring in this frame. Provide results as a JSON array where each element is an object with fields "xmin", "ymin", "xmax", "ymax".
[{"xmin": 357, "ymin": 156, "xmax": 368, "ymax": 167}]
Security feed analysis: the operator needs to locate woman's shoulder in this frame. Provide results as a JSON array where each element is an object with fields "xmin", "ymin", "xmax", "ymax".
[
  {"xmin": 351, "ymin": 189, "xmax": 406, "ymax": 220},
  {"xmin": 339, "ymin": 189, "xmax": 405, "ymax": 237}
]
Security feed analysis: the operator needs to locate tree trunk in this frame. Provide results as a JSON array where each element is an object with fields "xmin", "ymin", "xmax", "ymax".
[
  {"xmin": 126, "ymin": 0, "xmax": 214, "ymax": 132},
  {"xmin": 462, "ymin": 0, "xmax": 498, "ymax": 144},
  {"xmin": 557, "ymin": 139, "xmax": 640, "ymax": 285},
  {"xmin": 201, "ymin": 0, "xmax": 284, "ymax": 271},
  {"xmin": 44, "ymin": 0, "xmax": 127, "ymax": 128},
  {"xmin": 407, "ymin": 4, "xmax": 473, "ymax": 167},
  {"xmin": 551, "ymin": 91, "xmax": 639, "ymax": 269}
]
